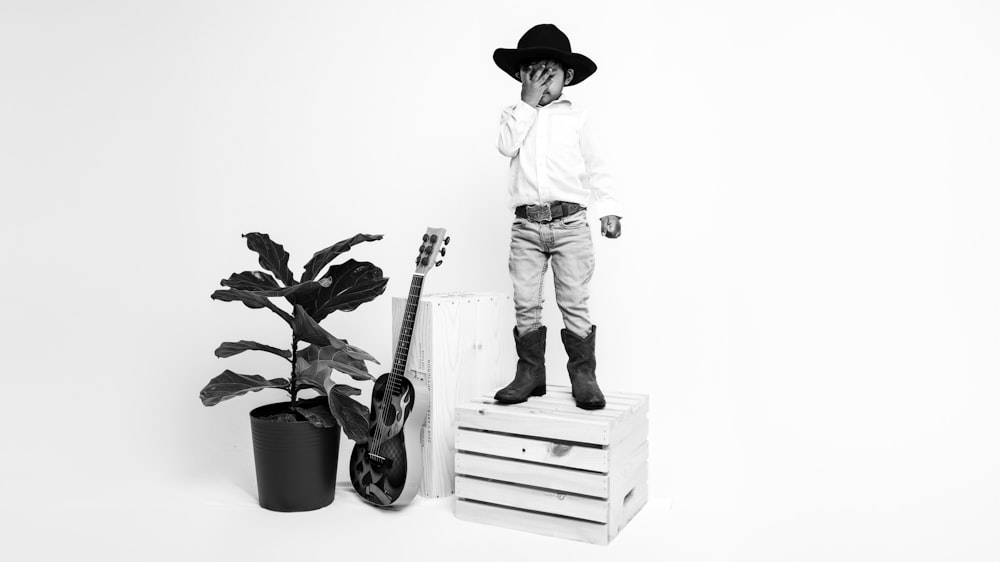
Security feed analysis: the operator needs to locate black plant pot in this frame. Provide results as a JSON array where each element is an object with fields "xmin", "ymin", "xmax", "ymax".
[{"xmin": 249, "ymin": 398, "xmax": 341, "ymax": 512}]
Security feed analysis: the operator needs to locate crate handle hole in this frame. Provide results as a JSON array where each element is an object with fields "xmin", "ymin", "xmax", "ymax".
[{"xmin": 623, "ymin": 486, "xmax": 636, "ymax": 508}]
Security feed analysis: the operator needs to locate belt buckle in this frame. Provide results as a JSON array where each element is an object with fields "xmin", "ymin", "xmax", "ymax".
[{"xmin": 527, "ymin": 205, "xmax": 553, "ymax": 222}]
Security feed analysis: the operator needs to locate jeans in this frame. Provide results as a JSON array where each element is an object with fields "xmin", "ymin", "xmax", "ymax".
[{"xmin": 509, "ymin": 210, "xmax": 594, "ymax": 339}]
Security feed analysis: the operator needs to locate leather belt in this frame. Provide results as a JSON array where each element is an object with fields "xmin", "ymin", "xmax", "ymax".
[{"xmin": 514, "ymin": 201, "xmax": 585, "ymax": 223}]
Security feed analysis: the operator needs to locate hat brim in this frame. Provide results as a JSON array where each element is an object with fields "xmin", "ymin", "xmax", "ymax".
[{"xmin": 493, "ymin": 47, "xmax": 597, "ymax": 86}]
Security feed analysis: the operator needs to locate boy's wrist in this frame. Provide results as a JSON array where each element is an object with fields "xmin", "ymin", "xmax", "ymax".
[{"xmin": 513, "ymin": 99, "xmax": 539, "ymax": 118}]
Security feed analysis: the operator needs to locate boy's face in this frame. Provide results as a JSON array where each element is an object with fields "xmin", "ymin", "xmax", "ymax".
[{"xmin": 519, "ymin": 59, "xmax": 574, "ymax": 106}]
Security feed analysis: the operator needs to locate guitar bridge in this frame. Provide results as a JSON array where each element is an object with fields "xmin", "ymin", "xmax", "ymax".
[{"xmin": 367, "ymin": 453, "xmax": 394, "ymax": 470}]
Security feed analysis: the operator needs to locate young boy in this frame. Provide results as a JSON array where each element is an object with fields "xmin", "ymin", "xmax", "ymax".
[{"xmin": 492, "ymin": 24, "xmax": 622, "ymax": 410}]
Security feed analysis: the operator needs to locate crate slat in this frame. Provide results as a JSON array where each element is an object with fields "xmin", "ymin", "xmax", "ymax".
[
  {"xmin": 537, "ymin": 385, "xmax": 649, "ymax": 410},
  {"xmin": 456, "ymin": 428, "xmax": 609, "ymax": 472},
  {"xmin": 455, "ymin": 452, "xmax": 609, "ymax": 498},
  {"xmin": 456, "ymin": 499, "xmax": 611, "ymax": 545},
  {"xmin": 455, "ymin": 402, "xmax": 612, "ymax": 445},
  {"xmin": 456, "ymin": 476, "xmax": 609, "ymax": 523},
  {"xmin": 466, "ymin": 396, "xmax": 625, "ymax": 418}
]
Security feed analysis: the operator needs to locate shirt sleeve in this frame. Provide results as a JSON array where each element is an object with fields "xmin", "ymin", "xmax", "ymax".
[
  {"xmin": 579, "ymin": 110, "xmax": 623, "ymax": 219},
  {"xmin": 497, "ymin": 101, "xmax": 538, "ymax": 157}
]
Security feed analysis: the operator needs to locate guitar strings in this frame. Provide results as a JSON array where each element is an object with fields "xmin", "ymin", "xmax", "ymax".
[
  {"xmin": 371, "ymin": 273, "xmax": 423, "ymax": 459},
  {"xmin": 374, "ymin": 274, "xmax": 421, "ymax": 456}
]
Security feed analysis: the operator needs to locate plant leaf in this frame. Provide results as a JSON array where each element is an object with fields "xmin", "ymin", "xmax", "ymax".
[
  {"xmin": 220, "ymin": 271, "xmax": 281, "ymax": 291},
  {"xmin": 301, "ymin": 233, "xmax": 383, "ymax": 282},
  {"xmin": 211, "ymin": 288, "xmax": 294, "ymax": 325},
  {"xmin": 214, "ymin": 340, "xmax": 291, "ymax": 360},
  {"xmin": 243, "ymin": 232, "xmax": 296, "ymax": 286},
  {"xmin": 291, "ymin": 259, "xmax": 388, "ymax": 322},
  {"xmin": 291, "ymin": 306, "xmax": 379, "ymax": 363},
  {"xmin": 327, "ymin": 388, "xmax": 371, "ymax": 443},
  {"xmin": 296, "ymin": 356, "xmax": 374, "ymax": 386},
  {"xmin": 248, "ymin": 279, "xmax": 329, "ymax": 299},
  {"xmin": 293, "ymin": 402, "xmax": 339, "ymax": 429},
  {"xmin": 313, "ymin": 359, "xmax": 374, "ymax": 381},
  {"xmin": 199, "ymin": 370, "xmax": 289, "ymax": 406},
  {"xmin": 296, "ymin": 344, "xmax": 376, "ymax": 382},
  {"xmin": 330, "ymin": 384, "xmax": 362, "ymax": 396},
  {"xmin": 293, "ymin": 356, "xmax": 329, "ymax": 392},
  {"xmin": 291, "ymin": 305, "xmax": 338, "ymax": 347}
]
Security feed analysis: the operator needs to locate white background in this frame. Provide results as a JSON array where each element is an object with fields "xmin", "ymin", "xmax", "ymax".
[{"xmin": 2, "ymin": 0, "xmax": 998, "ymax": 560}]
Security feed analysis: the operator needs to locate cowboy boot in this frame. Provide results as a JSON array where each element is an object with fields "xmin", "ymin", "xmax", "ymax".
[
  {"xmin": 561, "ymin": 325, "xmax": 606, "ymax": 410},
  {"xmin": 494, "ymin": 326, "xmax": 547, "ymax": 404}
]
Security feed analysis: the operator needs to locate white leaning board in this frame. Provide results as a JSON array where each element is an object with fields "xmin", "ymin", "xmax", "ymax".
[{"xmin": 392, "ymin": 292, "xmax": 515, "ymax": 498}]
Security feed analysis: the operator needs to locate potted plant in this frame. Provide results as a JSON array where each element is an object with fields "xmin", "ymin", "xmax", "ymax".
[{"xmin": 200, "ymin": 232, "xmax": 388, "ymax": 512}]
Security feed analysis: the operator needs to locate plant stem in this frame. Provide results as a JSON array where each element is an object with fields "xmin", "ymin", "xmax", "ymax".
[{"xmin": 289, "ymin": 337, "xmax": 299, "ymax": 405}]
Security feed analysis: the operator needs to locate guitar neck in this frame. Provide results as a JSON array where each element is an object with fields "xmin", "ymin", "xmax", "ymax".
[{"xmin": 390, "ymin": 273, "xmax": 425, "ymax": 379}]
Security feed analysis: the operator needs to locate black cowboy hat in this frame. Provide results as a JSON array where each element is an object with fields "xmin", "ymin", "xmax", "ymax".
[{"xmin": 493, "ymin": 24, "xmax": 597, "ymax": 86}]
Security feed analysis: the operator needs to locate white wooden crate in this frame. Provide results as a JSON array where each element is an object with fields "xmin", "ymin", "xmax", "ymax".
[
  {"xmin": 392, "ymin": 292, "xmax": 515, "ymax": 498},
  {"xmin": 454, "ymin": 386, "xmax": 649, "ymax": 545}
]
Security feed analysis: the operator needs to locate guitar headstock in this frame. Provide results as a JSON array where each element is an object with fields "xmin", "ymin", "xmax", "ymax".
[{"xmin": 414, "ymin": 227, "xmax": 449, "ymax": 275}]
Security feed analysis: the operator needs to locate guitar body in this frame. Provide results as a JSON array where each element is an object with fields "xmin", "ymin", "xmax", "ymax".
[{"xmin": 349, "ymin": 362, "xmax": 429, "ymax": 506}]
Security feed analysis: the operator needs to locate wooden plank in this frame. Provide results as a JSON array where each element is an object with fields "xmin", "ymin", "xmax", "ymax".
[
  {"xmin": 478, "ymin": 390, "xmax": 642, "ymax": 416},
  {"xmin": 470, "ymin": 294, "xmax": 511, "ymax": 401},
  {"xmin": 543, "ymin": 385, "xmax": 649, "ymax": 407},
  {"xmin": 463, "ymin": 396, "xmax": 623, "ymax": 420},
  {"xmin": 611, "ymin": 461, "xmax": 649, "ymax": 541},
  {"xmin": 487, "ymin": 384, "xmax": 639, "ymax": 405},
  {"xmin": 607, "ymin": 440, "xmax": 649, "ymax": 538},
  {"xmin": 609, "ymin": 414, "xmax": 649, "ymax": 452},
  {"xmin": 459, "ymin": 398, "xmax": 648, "ymax": 449},
  {"xmin": 469, "ymin": 394, "xmax": 619, "ymax": 420},
  {"xmin": 537, "ymin": 385, "xmax": 648, "ymax": 409},
  {"xmin": 455, "ymin": 429, "xmax": 609, "ymax": 472},
  {"xmin": 455, "ymin": 452, "xmax": 610, "ymax": 498},
  {"xmin": 455, "ymin": 403, "xmax": 611, "ymax": 445},
  {"xmin": 456, "ymin": 476, "xmax": 609, "ymax": 523},
  {"xmin": 455, "ymin": 499, "xmax": 610, "ymax": 545}
]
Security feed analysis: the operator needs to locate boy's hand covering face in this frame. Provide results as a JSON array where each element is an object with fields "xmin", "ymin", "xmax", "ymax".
[{"xmin": 519, "ymin": 60, "xmax": 557, "ymax": 107}]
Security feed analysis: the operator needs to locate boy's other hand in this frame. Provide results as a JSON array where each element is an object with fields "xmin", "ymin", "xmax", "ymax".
[
  {"xmin": 600, "ymin": 216, "xmax": 622, "ymax": 239},
  {"xmin": 520, "ymin": 61, "xmax": 556, "ymax": 107}
]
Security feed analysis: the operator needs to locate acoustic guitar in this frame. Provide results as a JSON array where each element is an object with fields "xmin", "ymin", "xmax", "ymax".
[{"xmin": 348, "ymin": 227, "xmax": 449, "ymax": 507}]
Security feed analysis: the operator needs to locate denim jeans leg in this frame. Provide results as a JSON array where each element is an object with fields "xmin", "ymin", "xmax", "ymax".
[
  {"xmin": 550, "ymin": 211, "xmax": 595, "ymax": 338},
  {"xmin": 509, "ymin": 219, "xmax": 549, "ymax": 336}
]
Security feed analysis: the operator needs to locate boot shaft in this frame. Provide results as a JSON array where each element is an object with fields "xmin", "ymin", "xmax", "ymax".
[
  {"xmin": 561, "ymin": 325, "xmax": 596, "ymax": 376},
  {"xmin": 514, "ymin": 326, "xmax": 547, "ymax": 372},
  {"xmin": 560, "ymin": 325, "xmax": 605, "ymax": 410},
  {"xmin": 494, "ymin": 326, "xmax": 547, "ymax": 404}
]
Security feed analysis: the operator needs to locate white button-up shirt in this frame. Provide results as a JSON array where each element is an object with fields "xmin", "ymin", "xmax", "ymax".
[{"xmin": 497, "ymin": 98, "xmax": 623, "ymax": 219}]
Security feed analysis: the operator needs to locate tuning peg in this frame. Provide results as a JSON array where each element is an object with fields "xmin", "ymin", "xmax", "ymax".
[
  {"xmin": 424, "ymin": 246, "xmax": 433, "ymax": 254},
  {"xmin": 430, "ymin": 234, "xmax": 438, "ymax": 243},
  {"xmin": 415, "ymin": 256, "xmax": 420, "ymax": 264},
  {"xmin": 444, "ymin": 236, "xmax": 450, "ymax": 245},
  {"xmin": 421, "ymin": 258, "xmax": 429, "ymax": 266},
  {"xmin": 439, "ymin": 247, "xmax": 446, "ymax": 256},
  {"xmin": 422, "ymin": 234, "xmax": 429, "ymax": 242},
  {"xmin": 435, "ymin": 260, "xmax": 443, "ymax": 267},
  {"xmin": 419, "ymin": 245, "xmax": 426, "ymax": 253}
]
